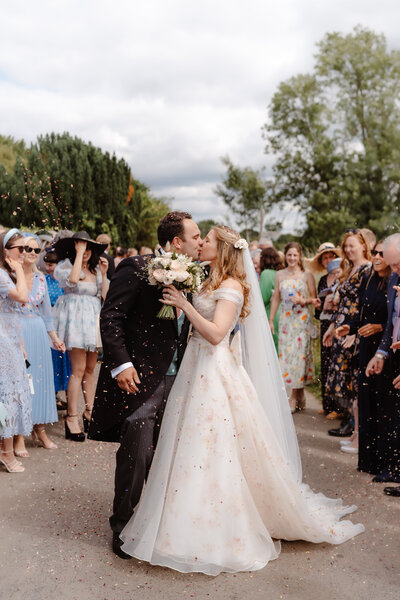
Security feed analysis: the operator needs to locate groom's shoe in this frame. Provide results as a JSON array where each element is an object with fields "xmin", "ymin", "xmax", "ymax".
[
  {"xmin": 112, "ymin": 532, "xmax": 132, "ymax": 560},
  {"xmin": 328, "ymin": 422, "xmax": 353, "ymax": 437}
]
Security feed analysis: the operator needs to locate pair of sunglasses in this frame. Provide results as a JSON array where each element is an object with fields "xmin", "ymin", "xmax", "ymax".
[
  {"xmin": 10, "ymin": 245, "xmax": 40, "ymax": 254},
  {"xmin": 25, "ymin": 246, "xmax": 41, "ymax": 254},
  {"xmin": 371, "ymin": 249, "xmax": 384, "ymax": 257}
]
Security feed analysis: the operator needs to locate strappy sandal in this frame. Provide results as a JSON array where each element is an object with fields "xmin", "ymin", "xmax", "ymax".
[{"xmin": 0, "ymin": 450, "xmax": 25, "ymax": 473}]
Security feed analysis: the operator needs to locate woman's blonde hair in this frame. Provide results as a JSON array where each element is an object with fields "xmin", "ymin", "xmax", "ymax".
[
  {"xmin": 202, "ymin": 225, "xmax": 250, "ymax": 319},
  {"xmin": 24, "ymin": 236, "xmax": 40, "ymax": 273}
]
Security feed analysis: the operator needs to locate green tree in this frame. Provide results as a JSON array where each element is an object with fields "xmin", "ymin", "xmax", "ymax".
[
  {"xmin": 214, "ymin": 156, "xmax": 277, "ymax": 240},
  {"xmin": 263, "ymin": 26, "xmax": 400, "ymax": 246},
  {"xmin": 0, "ymin": 132, "xmax": 169, "ymax": 247}
]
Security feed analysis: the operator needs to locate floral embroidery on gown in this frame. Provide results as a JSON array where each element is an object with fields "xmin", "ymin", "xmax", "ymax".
[
  {"xmin": 120, "ymin": 287, "xmax": 364, "ymax": 575},
  {"xmin": 0, "ymin": 269, "xmax": 32, "ymax": 438},
  {"xmin": 278, "ymin": 278, "xmax": 314, "ymax": 388}
]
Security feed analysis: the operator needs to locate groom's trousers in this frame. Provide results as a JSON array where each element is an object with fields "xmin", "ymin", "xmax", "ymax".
[{"xmin": 109, "ymin": 374, "xmax": 175, "ymax": 534}]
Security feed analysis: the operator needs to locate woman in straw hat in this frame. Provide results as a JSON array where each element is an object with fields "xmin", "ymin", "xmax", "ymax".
[{"xmin": 307, "ymin": 243, "xmax": 342, "ymax": 416}]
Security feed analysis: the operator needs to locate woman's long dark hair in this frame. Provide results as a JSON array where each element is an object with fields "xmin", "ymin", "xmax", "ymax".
[
  {"xmin": 260, "ymin": 247, "xmax": 284, "ymax": 272},
  {"xmin": 0, "ymin": 231, "xmax": 24, "ymax": 283}
]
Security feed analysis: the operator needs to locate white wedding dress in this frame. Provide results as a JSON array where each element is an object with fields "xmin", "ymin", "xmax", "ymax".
[{"xmin": 120, "ymin": 287, "xmax": 364, "ymax": 576}]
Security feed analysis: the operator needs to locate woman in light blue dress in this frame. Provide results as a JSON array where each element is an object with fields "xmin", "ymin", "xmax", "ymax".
[
  {"xmin": 20, "ymin": 236, "xmax": 65, "ymax": 452},
  {"xmin": 0, "ymin": 229, "xmax": 32, "ymax": 473},
  {"xmin": 54, "ymin": 232, "xmax": 109, "ymax": 441}
]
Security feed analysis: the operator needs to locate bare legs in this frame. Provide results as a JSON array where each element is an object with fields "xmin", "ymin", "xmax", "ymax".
[{"xmin": 66, "ymin": 348, "xmax": 98, "ymax": 434}]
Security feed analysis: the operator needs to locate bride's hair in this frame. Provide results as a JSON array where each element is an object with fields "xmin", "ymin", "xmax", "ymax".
[{"xmin": 202, "ymin": 225, "xmax": 250, "ymax": 319}]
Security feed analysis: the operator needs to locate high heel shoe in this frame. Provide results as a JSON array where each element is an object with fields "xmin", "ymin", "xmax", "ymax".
[
  {"xmin": 0, "ymin": 450, "xmax": 25, "ymax": 473},
  {"xmin": 82, "ymin": 412, "xmax": 91, "ymax": 434},
  {"xmin": 32, "ymin": 427, "xmax": 57, "ymax": 449},
  {"xmin": 64, "ymin": 414, "xmax": 85, "ymax": 442}
]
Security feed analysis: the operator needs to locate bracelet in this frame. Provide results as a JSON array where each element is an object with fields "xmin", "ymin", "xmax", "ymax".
[{"xmin": 375, "ymin": 352, "xmax": 386, "ymax": 360}]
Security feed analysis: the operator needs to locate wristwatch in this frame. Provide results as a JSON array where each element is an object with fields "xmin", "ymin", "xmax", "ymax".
[{"xmin": 375, "ymin": 352, "xmax": 386, "ymax": 360}]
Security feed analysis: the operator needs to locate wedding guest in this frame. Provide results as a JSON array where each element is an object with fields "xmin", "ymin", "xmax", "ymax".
[
  {"xmin": 250, "ymin": 248, "xmax": 262, "ymax": 277},
  {"xmin": 258, "ymin": 237, "xmax": 274, "ymax": 250},
  {"xmin": 20, "ymin": 236, "xmax": 65, "ymax": 451},
  {"xmin": 307, "ymin": 242, "xmax": 342, "ymax": 415},
  {"xmin": 44, "ymin": 248, "xmax": 71, "ymax": 410},
  {"xmin": 323, "ymin": 231, "xmax": 371, "ymax": 435},
  {"xmin": 96, "ymin": 233, "xmax": 115, "ymax": 280},
  {"xmin": 54, "ymin": 232, "xmax": 109, "ymax": 441},
  {"xmin": 139, "ymin": 246, "xmax": 153, "ymax": 256},
  {"xmin": 0, "ymin": 229, "xmax": 31, "ymax": 472},
  {"xmin": 336, "ymin": 241, "xmax": 389, "ymax": 463},
  {"xmin": 127, "ymin": 247, "xmax": 138, "ymax": 257},
  {"xmin": 365, "ymin": 233, "xmax": 400, "ymax": 489},
  {"xmin": 259, "ymin": 247, "xmax": 284, "ymax": 352},
  {"xmin": 269, "ymin": 242, "xmax": 318, "ymax": 412},
  {"xmin": 114, "ymin": 247, "xmax": 127, "ymax": 268}
]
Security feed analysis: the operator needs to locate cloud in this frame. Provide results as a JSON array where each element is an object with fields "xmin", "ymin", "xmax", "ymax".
[{"xmin": 1, "ymin": 0, "xmax": 400, "ymax": 233}]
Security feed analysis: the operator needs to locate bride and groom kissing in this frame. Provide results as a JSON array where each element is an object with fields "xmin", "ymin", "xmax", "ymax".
[{"xmin": 88, "ymin": 211, "xmax": 364, "ymax": 576}]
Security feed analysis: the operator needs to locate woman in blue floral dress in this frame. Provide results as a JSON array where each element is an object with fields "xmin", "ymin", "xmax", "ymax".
[
  {"xmin": 54, "ymin": 232, "xmax": 109, "ymax": 441},
  {"xmin": 269, "ymin": 242, "xmax": 319, "ymax": 413},
  {"xmin": 43, "ymin": 248, "xmax": 71, "ymax": 406},
  {"xmin": 0, "ymin": 229, "xmax": 32, "ymax": 473},
  {"xmin": 20, "ymin": 236, "xmax": 65, "ymax": 452}
]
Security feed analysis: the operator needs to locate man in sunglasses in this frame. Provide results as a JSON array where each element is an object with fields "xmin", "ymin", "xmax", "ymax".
[{"xmin": 366, "ymin": 233, "xmax": 400, "ymax": 495}]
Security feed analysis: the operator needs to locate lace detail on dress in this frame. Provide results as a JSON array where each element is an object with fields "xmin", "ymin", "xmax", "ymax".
[{"xmin": 0, "ymin": 269, "xmax": 32, "ymax": 438}]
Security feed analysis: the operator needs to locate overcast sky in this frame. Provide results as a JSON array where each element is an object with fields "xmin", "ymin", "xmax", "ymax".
[{"xmin": 1, "ymin": 0, "xmax": 400, "ymax": 234}]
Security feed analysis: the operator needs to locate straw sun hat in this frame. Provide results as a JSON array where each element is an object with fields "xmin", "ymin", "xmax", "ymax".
[{"xmin": 305, "ymin": 242, "xmax": 341, "ymax": 274}]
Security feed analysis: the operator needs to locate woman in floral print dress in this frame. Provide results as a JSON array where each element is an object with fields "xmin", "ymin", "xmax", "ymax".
[
  {"xmin": 323, "ymin": 231, "xmax": 371, "ymax": 421},
  {"xmin": 269, "ymin": 242, "xmax": 319, "ymax": 413}
]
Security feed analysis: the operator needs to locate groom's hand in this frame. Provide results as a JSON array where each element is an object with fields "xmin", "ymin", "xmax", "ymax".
[{"xmin": 116, "ymin": 366, "xmax": 141, "ymax": 393}]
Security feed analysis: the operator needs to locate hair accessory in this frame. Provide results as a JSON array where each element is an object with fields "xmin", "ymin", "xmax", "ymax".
[
  {"xmin": 234, "ymin": 238, "xmax": 249, "ymax": 250},
  {"xmin": 3, "ymin": 228, "xmax": 21, "ymax": 248}
]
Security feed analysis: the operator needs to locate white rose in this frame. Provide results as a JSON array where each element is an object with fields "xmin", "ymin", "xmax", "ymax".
[
  {"xmin": 173, "ymin": 270, "xmax": 190, "ymax": 282},
  {"xmin": 148, "ymin": 274, "xmax": 157, "ymax": 285},
  {"xmin": 170, "ymin": 259, "xmax": 183, "ymax": 271},
  {"xmin": 153, "ymin": 269, "xmax": 167, "ymax": 283}
]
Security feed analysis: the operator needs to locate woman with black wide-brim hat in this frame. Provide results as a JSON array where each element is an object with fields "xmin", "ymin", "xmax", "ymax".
[{"xmin": 54, "ymin": 232, "xmax": 109, "ymax": 441}]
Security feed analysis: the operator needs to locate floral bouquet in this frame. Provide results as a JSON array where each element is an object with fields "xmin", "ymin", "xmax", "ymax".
[{"xmin": 145, "ymin": 244, "xmax": 209, "ymax": 319}]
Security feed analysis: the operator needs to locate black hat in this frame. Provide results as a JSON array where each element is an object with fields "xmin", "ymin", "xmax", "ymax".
[{"xmin": 54, "ymin": 231, "xmax": 108, "ymax": 261}]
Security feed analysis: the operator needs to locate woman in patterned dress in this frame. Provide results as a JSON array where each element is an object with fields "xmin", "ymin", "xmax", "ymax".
[
  {"xmin": 54, "ymin": 232, "xmax": 109, "ymax": 441},
  {"xmin": 269, "ymin": 242, "xmax": 319, "ymax": 413},
  {"xmin": 43, "ymin": 248, "xmax": 71, "ymax": 408},
  {"xmin": 0, "ymin": 229, "xmax": 31, "ymax": 473},
  {"xmin": 323, "ymin": 231, "xmax": 371, "ymax": 427}
]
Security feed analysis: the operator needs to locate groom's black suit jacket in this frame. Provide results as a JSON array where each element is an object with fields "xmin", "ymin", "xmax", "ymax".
[{"xmin": 88, "ymin": 255, "xmax": 190, "ymax": 442}]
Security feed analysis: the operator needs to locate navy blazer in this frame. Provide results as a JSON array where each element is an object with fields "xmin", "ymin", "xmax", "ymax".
[{"xmin": 378, "ymin": 272, "xmax": 400, "ymax": 354}]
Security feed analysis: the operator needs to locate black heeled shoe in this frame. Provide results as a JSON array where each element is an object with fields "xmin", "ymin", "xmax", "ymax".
[
  {"xmin": 64, "ymin": 414, "xmax": 85, "ymax": 442},
  {"xmin": 82, "ymin": 413, "xmax": 90, "ymax": 434}
]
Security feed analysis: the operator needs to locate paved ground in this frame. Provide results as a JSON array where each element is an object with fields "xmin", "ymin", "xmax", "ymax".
[{"xmin": 1, "ymin": 389, "xmax": 399, "ymax": 600}]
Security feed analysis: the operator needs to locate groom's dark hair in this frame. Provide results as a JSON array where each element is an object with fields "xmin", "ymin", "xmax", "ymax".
[{"xmin": 157, "ymin": 211, "xmax": 193, "ymax": 247}]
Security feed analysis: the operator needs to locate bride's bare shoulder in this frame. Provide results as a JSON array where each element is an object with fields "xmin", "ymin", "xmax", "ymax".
[{"xmin": 220, "ymin": 278, "xmax": 243, "ymax": 293}]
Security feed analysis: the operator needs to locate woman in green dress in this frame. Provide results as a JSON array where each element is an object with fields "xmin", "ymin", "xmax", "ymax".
[{"xmin": 260, "ymin": 248, "xmax": 283, "ymax": 353}]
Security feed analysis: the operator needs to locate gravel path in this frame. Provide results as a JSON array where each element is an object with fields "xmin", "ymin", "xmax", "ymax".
[{"xmin": 1, "ymin": 389, "xmax": 399, "ymax": 600}]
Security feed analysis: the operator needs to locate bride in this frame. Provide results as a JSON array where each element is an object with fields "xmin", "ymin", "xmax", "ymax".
[{"xmin": 120, "ymin": 225, "xmax": 364, "ymax": 575}]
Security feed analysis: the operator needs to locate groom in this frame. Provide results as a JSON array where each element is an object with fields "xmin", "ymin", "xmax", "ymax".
[{"xmin": 88, "ymin": 212, "xmax": 202, "ymax": 558}]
